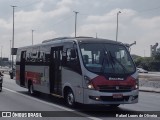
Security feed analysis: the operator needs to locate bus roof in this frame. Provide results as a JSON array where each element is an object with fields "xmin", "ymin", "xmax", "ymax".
[
  {"xmin": 42, "ymin": 36, "xmax": 122, "ymax": 44},
  {"xmin": 76, "ymin": 37, "xmax": 122, "ymax": 44},
  {"xmin": 18, "ymin": 37, "xmax": 123, "ymax": 49}
]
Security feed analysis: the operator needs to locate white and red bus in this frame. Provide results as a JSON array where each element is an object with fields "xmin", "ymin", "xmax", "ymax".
[{"xmin": 16, "ymin": 37, "xmax": 138, "ymax": 107}]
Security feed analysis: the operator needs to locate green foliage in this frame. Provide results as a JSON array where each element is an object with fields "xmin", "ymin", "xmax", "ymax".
[
  {"xmin": 131, "ymin": 54, "xmax": 160, "ymax": 71},
  {"xmin": 149, "ymin": 61, "xmax": 160, "ymax": 71},
  {"xmin": 154, "ymin": 54, "xmax": 160, "ymax": 61}
]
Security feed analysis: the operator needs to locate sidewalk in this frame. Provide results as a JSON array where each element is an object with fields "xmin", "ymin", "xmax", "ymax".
[
  {"xmin": 139, "ymin": 87, "xmax": 160, "ymax": 93},
  {"xmin": 139, "ymin": 74, "xmax": 160, "ymax": 93}
]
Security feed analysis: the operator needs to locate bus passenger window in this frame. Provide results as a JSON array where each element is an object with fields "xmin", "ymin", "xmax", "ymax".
[
  {"xmin": 45, "ymin": 53, "xmax": 50, "ymax": 63},
  {"xmin": 63, "ymin": 48, "xmax": 81, "ymax": 74},
  {"xmin": 83, "ymin": 55, "xmax": 89, "ymax": 64}
]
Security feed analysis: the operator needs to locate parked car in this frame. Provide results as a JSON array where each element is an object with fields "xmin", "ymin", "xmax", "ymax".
[{"xmin": 137, "ymin": 67, "xmax": 148, "ymax": 73}]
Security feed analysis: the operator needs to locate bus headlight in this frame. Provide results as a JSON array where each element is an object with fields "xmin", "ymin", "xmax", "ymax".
[
  {"xmin": 88, "ymin": 83, "xmax": 95, "ymax": 89},
  {"xmin": 134, "ymin": 79, "xmax": 139, "ymax": 89},
  {"xmin": 84, "ymin": 75, "xmax": 95, "ymax": 89},
  {"xmin": 135, "ymin": 84, "xmax": 138, "ymax": 89},
  {"xmin": 84, "ymin": 75, "xmax": 91, "ymax": 83}
]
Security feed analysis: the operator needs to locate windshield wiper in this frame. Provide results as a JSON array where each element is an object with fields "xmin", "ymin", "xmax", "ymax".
[
  {"xmin": 108, "ymin": 51, "xmax": 126, "ymax": 74},
  {"xmin": 100, "ymin": 51, "xmax": 106, "ymax": 74},
  {"xmin": 100, "ymin": 50, "xmax": 114, "ymax": 74}
]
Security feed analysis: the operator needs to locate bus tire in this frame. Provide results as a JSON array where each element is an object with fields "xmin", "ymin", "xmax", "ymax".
[
  {"xmin": 65, "ymin": 89, "xmax": 75, "ymax": 107},
  {"xmin": 0, "ymin": 89, "xmax": 1, "ymax": 92},
  {"xmin": 28, "ymin": 83, "xmax": 34, "ymax": 95},
  {"xmin": 0, "ymin": 83, "xmax": 2, "ymax": 92},
  {"xmin": 109, "ymin": 104, "xmax": 120, "ymax": 108}
]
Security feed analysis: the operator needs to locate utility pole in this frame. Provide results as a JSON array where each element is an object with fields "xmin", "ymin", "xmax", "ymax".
[
  {"xmin": 73, "ymin": 11, "xmax": 79, "ymax": 37},
  {"xmin": 10, "ymin": 40, "xmax": 12, "ymax": 66},
  {"xmin": 11, "ymin": 5, "xmax": 17, "ymax": 72},
  {"xmin": 1, "ymin": 46, "xmax": 2, "ymax": 60},
  {"xmin": 116, "ymin": 11, "xmax": 121, "ymax": 41},
  {"xmin": 1, "ymin": 46, "xmax": 3, "ymax": 68},
  {"xmin": 32, "ymin": 30, "xmax": 35, "ymax": 45}
]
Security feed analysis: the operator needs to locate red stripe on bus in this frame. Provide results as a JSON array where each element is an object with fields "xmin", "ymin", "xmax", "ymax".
[
  {"xmin": 16, "ymin": 70, "xmax": 20, "ymax": 81},
  {"xmin": 91, "ymin": 76, "xmax": 136, "ymax": 90},
  {"xmin": 25, "ymin": 71, "xmax": 41, "ymax": 84}
]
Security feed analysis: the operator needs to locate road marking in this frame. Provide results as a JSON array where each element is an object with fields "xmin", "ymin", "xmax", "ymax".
[{"xmin": 3, "ymin": 87, "xmax": 102, "ymax": 120}]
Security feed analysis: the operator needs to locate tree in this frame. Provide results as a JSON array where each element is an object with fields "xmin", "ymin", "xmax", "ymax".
[{"xmin": 154, "ymin": 54, "xmax": 160, "ymax": 61}]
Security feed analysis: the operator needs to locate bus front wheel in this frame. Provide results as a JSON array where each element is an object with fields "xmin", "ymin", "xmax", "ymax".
[
  {"xmin": 65, "ymin": 89, "xmax": 75, "ymax": 107},
  {"xmin": 0, "ymin": 84, "xmax": 2, "ymax": 92},
  {"xmin": 109, "ymin": 104, "xmax": 120, "ymax": 108}
]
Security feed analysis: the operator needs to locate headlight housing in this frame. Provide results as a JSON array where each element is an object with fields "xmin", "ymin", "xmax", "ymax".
[{"xmin": 84, "ymin": 75, "xmax": 95, "ymax": 90}]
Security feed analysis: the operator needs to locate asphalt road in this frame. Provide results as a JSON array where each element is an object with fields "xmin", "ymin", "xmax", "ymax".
[{"xmin": 1, "ymin": 74, "xmax": 160, "ymax": 120}]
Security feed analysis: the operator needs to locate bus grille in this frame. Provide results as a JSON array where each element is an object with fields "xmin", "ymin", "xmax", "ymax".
[
  {"xmin": 97, "ymin": 85, "xmax": 132, "ymax": 92},
  {"xmin": 100, "ymin": 96, "xmax": 130, "ymax": 102}
]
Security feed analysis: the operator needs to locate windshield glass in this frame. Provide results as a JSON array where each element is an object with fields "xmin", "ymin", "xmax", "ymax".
[{"xmin": 80, "ymin": 43, "xmax": 135, "ymax": 75}]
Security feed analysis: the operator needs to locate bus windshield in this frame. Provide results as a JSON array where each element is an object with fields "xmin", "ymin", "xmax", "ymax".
[{"xmin": 80, "ymin": 43, "xmax": 135, "ymax": 75}]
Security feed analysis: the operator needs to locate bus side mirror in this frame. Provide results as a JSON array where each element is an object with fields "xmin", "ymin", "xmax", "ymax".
[{"xmin": 70, "ymin": 49, "xmax": 76, "ymax": 58}]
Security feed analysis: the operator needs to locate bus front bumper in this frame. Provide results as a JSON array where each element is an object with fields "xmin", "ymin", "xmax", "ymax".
[{"xmin": 83, "ymin": 89, "xmax": 139, "ymax": 105}]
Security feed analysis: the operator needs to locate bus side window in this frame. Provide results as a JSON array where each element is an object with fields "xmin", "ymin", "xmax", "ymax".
[
  {"xmin": 63, "ymin": 48, "xmax": 81, "ymax": 74},
  {"xmin": 45, "ymin": 53, "xmax": 50, "ymax": 63},
  {"xmin": 39, "ymin": 51, "xmax": 45, "ymax": 62}
]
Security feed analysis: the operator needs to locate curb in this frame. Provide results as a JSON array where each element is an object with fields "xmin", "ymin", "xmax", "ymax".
[{"xmin": 139, "ymin": 87, "xmax": 160, "ymax": 93}]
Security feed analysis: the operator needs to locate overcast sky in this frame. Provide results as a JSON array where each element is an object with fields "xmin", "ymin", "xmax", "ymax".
[{"xmin": 1, "ymin": 0, "xmax": 160, "ymax": 58}]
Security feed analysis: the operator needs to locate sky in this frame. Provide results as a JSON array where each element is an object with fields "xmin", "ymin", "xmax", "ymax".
[{"xmin": 1, "ymin": 0, "xmax": 160, "ymax": 59}]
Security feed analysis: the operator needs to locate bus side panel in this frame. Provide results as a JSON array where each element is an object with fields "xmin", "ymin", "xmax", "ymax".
[
  {"xmin": 16, "ymin": 65, "xmax": 20, "ymax": 85},
  {"xmin": 62, "ymin": 67, "xmax": 84, "ymax": 104},
  {"xmin": 25, "ymin": 65, "xmax": 50, "ymax": 94}
]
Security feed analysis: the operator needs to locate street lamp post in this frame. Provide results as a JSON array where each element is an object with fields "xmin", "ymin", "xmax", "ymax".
[
  {"xmin": 73, "ymin": 11, "xmax": 79, "ymax": 37},
  {"xmin": 1, "ymin": 46, "xmax": 2, "ymax": 68},
  {"xmin": 11, "ymin": 5, "xmax": 17, "ymax": 72},
  {"xmin": 10, "ymin": 40, "xmax": 12, "ymax": 66},
  {"xmin": 32, "ymin": 30, "xmax": 35, "ymax": 45},
  {"xmin": 1, "ymin": 46, "xmax": 2, "ymax": 60},
  {"xmin": 116, "ymin": 11, "xmax": 121, "ymax": 42}
]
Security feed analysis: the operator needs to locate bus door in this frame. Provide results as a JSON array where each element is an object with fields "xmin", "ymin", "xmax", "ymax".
[
  {"xmin": 50, "ymin": 46, "xmax": 63, "ymax": 95},
  {"xmin": 20, "ymin": 51, "xmax": 26, "ymax": 86}
]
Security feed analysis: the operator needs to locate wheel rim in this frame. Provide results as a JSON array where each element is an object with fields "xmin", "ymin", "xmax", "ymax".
[{"xmin": 67, "ymin": 92, "xmax": 74, "ymax": 106}]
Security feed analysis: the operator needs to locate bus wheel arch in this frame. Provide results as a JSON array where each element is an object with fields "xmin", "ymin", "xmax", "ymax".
[{"xmin": 63, "ymin": 87, "xmax": 76, "ymax": 107}]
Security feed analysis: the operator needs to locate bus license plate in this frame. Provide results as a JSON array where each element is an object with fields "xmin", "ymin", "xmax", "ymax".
[{"xmin": 113, "ymin": 94, "xmax": 123, "ymax": 98}]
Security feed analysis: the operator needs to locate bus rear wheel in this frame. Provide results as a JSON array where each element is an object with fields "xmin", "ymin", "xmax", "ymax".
[{"xmin": 65, "ymin": 89, "xmax": 75, "ymax": 107}]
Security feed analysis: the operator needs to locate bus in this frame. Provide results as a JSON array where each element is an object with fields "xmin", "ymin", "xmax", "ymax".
[{"xmin": 15, "ymin": 37, "xmax": 138, "ymax": 107}]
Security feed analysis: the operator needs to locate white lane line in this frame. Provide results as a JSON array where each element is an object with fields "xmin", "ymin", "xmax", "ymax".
[{"xmin": 3, "ymin": 87, "xmax": 102, "ymax": 120}]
